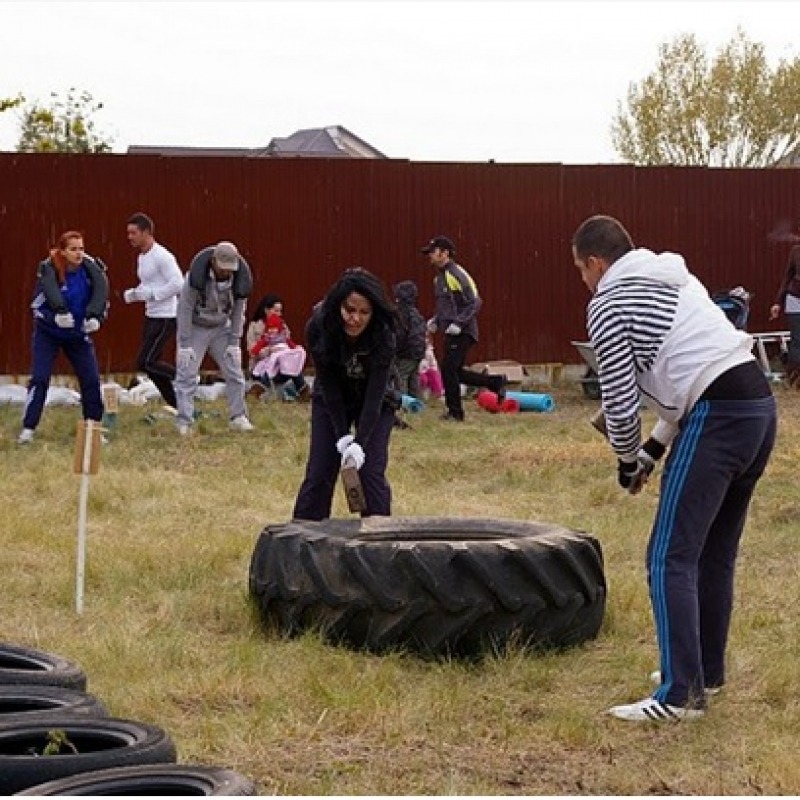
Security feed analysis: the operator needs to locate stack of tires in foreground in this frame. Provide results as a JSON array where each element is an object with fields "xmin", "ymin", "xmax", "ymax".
[
  {"xmin": 0, "ymin": 643, "xmax": 257, "ymax": 795},
  {"xmin": 249, "ymin": 517, "xmax": 606, "ymax": 658}
]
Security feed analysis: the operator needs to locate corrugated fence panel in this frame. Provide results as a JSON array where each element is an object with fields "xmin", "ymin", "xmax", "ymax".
[{"xmin": 0, "ymin": 153, "xmax": 798, "ymax": 374}]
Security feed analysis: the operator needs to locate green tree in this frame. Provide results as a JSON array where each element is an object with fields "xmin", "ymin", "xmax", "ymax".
[
  {"xmin": 611, "ymin": 30, "xmax": 800, "ymax": 167},
  {"xmin": 16, "ymin": 88, "xmax": 113, "ymax": 153}
]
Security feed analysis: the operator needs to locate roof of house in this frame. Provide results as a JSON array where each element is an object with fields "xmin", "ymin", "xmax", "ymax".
[{"xmin": 126, "ymin": 126, "xmax": 387, "ymax": 159}]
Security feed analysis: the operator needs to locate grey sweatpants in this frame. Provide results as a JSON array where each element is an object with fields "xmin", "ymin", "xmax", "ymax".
[{"xmin": 175, "ymin": 324, "xmax": 246, "ymax": 426}]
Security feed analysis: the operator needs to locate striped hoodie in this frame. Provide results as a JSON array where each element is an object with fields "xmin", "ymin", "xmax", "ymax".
[{"xmin": 588, "ymin": 248, "xmax": 755, "ymax": 462}]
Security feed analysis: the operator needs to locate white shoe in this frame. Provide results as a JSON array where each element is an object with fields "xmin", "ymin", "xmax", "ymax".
[
  {"xmin": 650, "ymin": 670, "xmax": 723, "ymax": 696},
  {"xmin": 608, "ymin": 696, "xmax": 705, "ymax": 722},
  {"xmin": 17, "ymin": 428, "xmax": 35, "ymax": 444},
  {"xmin": 177, "ymin": 423, "xmax": 191, "ymax": 436},
  {"xmin": 229, "ymin": 415, "xmax": 255, "ymax": 431}
]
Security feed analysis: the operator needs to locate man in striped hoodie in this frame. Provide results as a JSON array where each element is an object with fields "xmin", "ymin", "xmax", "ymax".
[{"xmin": 572, "ymin": 215, "xmax": 776, "ymax": 722}]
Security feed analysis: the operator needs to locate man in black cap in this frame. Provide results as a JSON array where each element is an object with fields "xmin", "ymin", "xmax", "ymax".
[{"xmin": 422, "ymin": 235, "xmax": 505, "ymax": 420}]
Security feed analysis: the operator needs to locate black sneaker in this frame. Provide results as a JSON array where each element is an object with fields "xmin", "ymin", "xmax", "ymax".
[{"xmin": 440, "ymin": 411, "xmax": 464, "ymax": 422}]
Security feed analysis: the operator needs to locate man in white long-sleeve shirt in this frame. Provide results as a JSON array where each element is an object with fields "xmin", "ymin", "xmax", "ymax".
[
  {"xmin": 572, "ymin": 215, "xmax": 776, "ymax": 723},
  {"xmin": 125, "ymin": 212, "xmax": 184, "ymax": 409}
]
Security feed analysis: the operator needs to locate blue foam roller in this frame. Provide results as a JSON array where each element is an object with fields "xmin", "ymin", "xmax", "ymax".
[
  {"xmin": 504, "ymin": 390, "xmax": 555, "ymax": 412},
  {"xmin": 401, "ymin": 394, "xmax": 425, "ymax": 413}
]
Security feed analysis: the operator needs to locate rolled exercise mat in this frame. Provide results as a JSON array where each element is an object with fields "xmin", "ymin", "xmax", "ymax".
[
  {"xmin": 477, "ymin": 390, "xmax": 520, "ymax": 413},
  {"xmin": 401, "ymin": 394, "xmax": 426, "ymax": 413},
  {"xmin": 477, "ymin": 389, "xmax": 501, "ymax": 412},
  {"xmin": 504, "ymin": 390, "xmax": 555, "ymax": 412}
]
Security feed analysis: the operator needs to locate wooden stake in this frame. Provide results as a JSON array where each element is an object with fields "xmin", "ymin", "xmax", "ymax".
[{"xmin": 74, "ymin": 420, "xmax": 102, "ymax": 614}]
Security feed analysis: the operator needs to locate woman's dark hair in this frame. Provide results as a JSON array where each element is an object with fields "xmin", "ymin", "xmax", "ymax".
[
  {"xmin": 572, "ymin": 215, "xmax": 634, "ymax": 264},
  {"xmin": 314, "ymin": 268, "xmax": 397, "ymax": 365},
  {"xmin": 250, "ymin": 293, "xmax": 282, "ymax": 322}
]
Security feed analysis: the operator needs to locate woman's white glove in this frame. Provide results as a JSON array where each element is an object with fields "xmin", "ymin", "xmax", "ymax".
[
  {"xmin": 336, "ymin": 434, "xmax": 355, "ymax": 455},
  {"xmin": 82, "ymin": 318, "xmax": 100, "ymax": 334},
  {"xmin": 341, "ymin": 441, "xmax": 365, "ymax": 471},
  {"xmin": 55, "ymin": 312, "xmax": 75, "ymax": 329},
  {"xmin": 445, "ymin": 323, "xmax": 462, "ymax": 335}
]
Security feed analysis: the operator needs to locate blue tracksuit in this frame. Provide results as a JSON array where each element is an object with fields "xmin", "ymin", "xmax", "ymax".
[{"xmin": 23, "ymin": 259, "xmax": 106, "ymax": 430}]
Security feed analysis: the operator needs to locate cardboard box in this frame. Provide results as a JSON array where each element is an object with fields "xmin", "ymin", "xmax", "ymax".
[{"xmin": 466, "ymin": 360, "xmax": 528, "ymax": 383}]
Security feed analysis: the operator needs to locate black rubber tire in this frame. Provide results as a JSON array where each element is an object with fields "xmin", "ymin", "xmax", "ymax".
[
  {"xmin": 0, "ymin": 685, "xmax": 108, "ymax": 727},
  {"xmin": 16, "ymin": 764, "xmax": 258, "ymax": 796},
  {"xmin": 0, "ymin": 644, "xmax": 87, "ymax": 691},
  {"xmin": 249, "ymin": 517, "xmax": 606, "ymax": 658},
  {"xmin": 0, "ymin": 716, "xmax": 177, "ymax": 794}
]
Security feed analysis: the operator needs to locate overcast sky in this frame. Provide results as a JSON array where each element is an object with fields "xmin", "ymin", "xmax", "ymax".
[{"xmin": 1, "ymin": 1, "xmax": 797, "ymax": 164}]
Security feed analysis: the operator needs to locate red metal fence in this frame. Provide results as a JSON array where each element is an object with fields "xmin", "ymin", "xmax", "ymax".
[{"xmin": 0, "ymin": 153, "xmax": 797, "ymax": 375}]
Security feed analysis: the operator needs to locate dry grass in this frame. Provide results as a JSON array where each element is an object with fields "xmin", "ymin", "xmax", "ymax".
[{"xmin": 1, "ymin": 381, "xmax": 799, "ymax": 795}]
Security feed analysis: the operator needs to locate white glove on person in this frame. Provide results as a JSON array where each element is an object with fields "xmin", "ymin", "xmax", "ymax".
[
  {"xmin": 123, "ymin": 287, "xmax": 152, "ymax": 304},
  {"xmin": 224, "ymin": 344, "xmax": 241, "ymax": 367},
  {"xmin": 177, "ymin": 347, "xmax": 197, "ymax": 371},
  {"xmin": 55, "ymin": 312, "xmax": 75, "ymax": 329},
  {"xmin": 341, "ymin": 441, "xmax": 366, "ymax": 471},
  {"xmin": 82, "ymin": 318, "xmax": 100, "ymax": 334},
  {"xmin": 336, "ymin": 434, "xmax": 355, "ymax": 455},
  {"xmin": 426, "ymin": 318, "xmax": 438, "ymax": 334},
  {"xmin": 445, "ymin": 323, "xmax": 462, "ymax": 335}
]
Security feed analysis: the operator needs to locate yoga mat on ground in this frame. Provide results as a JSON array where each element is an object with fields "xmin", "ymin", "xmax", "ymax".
[
  {"xmin": 504, "ymin": 390, "xmax": 556, "ymax": 412},
  {"xmin": 401, "ymin": 394, "xmax": 425, "ymax": 413}
]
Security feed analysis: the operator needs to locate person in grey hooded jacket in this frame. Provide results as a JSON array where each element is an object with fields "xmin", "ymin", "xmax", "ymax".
[
  {"xmin": 174, "ymin": 241, "xmax": 255, "ymax": 435},
  {"xmin": 572, "ymin": 214, "xmax": 776, "ymax": 723}
]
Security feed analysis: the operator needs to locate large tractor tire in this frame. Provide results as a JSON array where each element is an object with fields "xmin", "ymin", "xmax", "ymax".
[{"xmin": 249, "ymin": 517, "xmax": 606, "ymax": 658}]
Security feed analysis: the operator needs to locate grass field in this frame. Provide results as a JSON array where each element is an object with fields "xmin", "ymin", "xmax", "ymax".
[{"xmin": 1, "ymin": 379, "xmax": 798, "ymax": 795}]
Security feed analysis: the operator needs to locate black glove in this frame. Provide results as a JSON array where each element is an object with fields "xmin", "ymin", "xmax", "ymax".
[
  {"xmin": 617, "ymin": 459, "xmax": 645, "ymax": 491},
  {"xmin": 619, "ymin": 437, "xmax": 667, "ymax": 494}
]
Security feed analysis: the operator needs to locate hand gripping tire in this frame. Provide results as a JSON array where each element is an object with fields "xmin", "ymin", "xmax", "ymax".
[
  {"xmin": 17, "ymin": 764, "xmax": 258, "ymax": 796},
  {"xmin": 0, "ymin": 643, "xmax": 87, "ymax": 690},
  {"xmin": 0, "ymin": 716, "xmax": 177, "ymax": 794},
  {"xmin": 249, "ymin": 517, "xmax": 606, "ymax": 658},
  {"xmin": 0, "ymin": 685, "xmax": 107, "ymax": 727}
]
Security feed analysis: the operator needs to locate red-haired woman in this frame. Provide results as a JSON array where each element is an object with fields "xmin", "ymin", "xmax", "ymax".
[{"xmin": 18, "ymin": 231, "xmax": 109, "ymax": 444}]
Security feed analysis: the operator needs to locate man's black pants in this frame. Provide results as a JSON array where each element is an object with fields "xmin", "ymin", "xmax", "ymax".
[
  {"xmin": 441, "ymin": 332, "xmax": 499, "ymax": 419},
  {"xmin": 136, "ymin": 317, "xmax": 177, "ymax": 408}
]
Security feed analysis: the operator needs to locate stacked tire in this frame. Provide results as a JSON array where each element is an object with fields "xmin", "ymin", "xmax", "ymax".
[
  {"xmin": 0, "ymin": 643, "xmax": 256, "ymax": 795},
  {"xmin": 249, "ymin": 516, "xmax": 606, "ymax": 658}
]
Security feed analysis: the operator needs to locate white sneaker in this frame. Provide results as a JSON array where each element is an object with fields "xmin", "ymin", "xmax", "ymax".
[
  {"xmin": 17, "ymin": 428, "xmax": 35, "ymax": 444},
  {"xmin": 177, "ymin": 423, "xmax": 191, "ymax": 436},
  {"xmin": 229, "ymin": 415, "xmax": 255, "ymax": 431},
  {"xmin": 650, "ymin": 670, "xmax": 723, "ymax": 696},
  {"xmin": 608, "ymin": 696, "xmax": 705, "ymax": 722}
]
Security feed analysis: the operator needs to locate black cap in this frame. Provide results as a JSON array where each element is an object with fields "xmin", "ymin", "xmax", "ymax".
[{"xmin": 421, "ymin": 235, "xmax": 455, "ymax": 255}]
